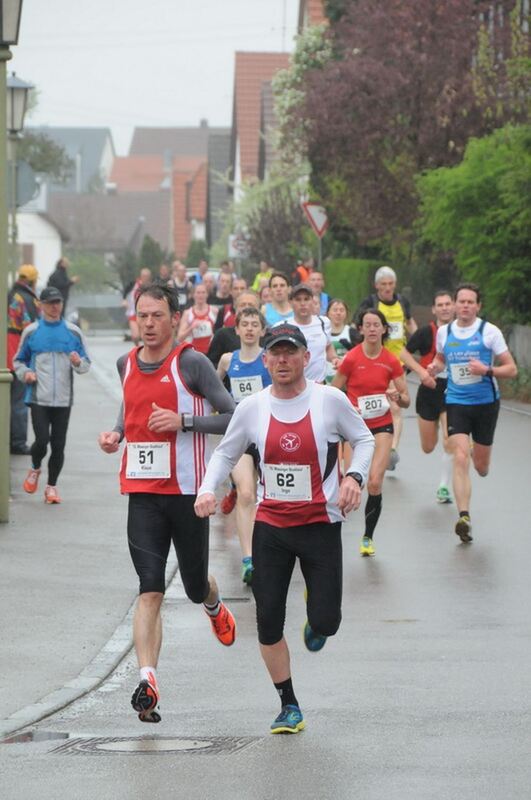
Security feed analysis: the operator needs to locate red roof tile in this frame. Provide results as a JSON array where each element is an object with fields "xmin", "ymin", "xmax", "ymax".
[
  {"xmin": 171, "ymin": 158, "xmax": 208, "ymax": 258},
  {"xmin": 232, "ymin": 52, "xmax": 290, "ymax": 180},
  {"xmin": 188, "ymin": 162, "xmax": 207, "ymax": 221},
  {"xmin": 109, "ymin": 156, "xmax": 165, "ymax": 192}
]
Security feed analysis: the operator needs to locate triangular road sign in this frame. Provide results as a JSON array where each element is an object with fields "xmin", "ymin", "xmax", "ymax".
[{"xmin": 302, "ymin": 202, "xmax": 329, "ymax": 238}]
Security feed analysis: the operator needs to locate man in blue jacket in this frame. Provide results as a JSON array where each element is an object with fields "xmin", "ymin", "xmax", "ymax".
[{"xmin": 14, "ymin": 286, "xmax": 91, "ymax": 504}]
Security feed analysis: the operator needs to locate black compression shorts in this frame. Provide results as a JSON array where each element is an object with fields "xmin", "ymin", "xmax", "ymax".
[
  {"xmin": 127, "ymin": 493, "xmax": 210, "ymax": 598},
  {"xmin": 252, "ymin": 520, "xmax": 342, "ymax": 645},
  {"xmin": 446, "ymin": 400, "xmax": 500, "ymax": 446},
  {"xmin": 415, "ymin": 378, "xmax": 447, "ymax": 421}
]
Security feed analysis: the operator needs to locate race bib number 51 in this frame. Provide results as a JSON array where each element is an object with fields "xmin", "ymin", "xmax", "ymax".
[
  {"xmin": 127, "ymin": 442, "xmax": 170, "ymax": 478},
  {"xmin": 263, "ymin": 464, "xmax": 312, "ymax": 502}
]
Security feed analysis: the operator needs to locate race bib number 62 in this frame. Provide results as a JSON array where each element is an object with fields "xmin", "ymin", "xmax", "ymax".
[{"xmin": 263, "ymin": 463, "xmax": 312, "ymax": 502}]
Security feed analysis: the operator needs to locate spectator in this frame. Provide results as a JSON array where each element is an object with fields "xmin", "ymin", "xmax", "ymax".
[
  {"xmin": 202, "ymin": 272, "xmax": 217, "ymax": 298},
  {"xmin": 47, "ymin": 257, "xmax": 79, "ymax": 314},
  {"xmin": 7, "ymin": 264, "xmax": 40, "ymax": 455},
  {"xmin": 208, "ymin": 272, "xmax": 233, "ymax": 306},
  {"xmin": 168, "ymin": 261, "xmax": 192, "ymax": 313}
]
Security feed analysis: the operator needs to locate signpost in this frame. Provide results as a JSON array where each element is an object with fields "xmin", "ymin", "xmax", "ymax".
[{"xmin": 301, "ymin": 202, "xmax": 328, "ymax": 270}]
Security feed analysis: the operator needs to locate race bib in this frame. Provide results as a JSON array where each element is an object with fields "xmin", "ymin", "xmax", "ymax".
[
  {"xmin": 450, "ymin": 363, "xmax": 482, "ymax": 386},
  {"xmin": 387, "ymin": 321, "xmax": 404, "ymax": 341},
  {"xmin": 263, "ymin": 464, "xmax": 312, "ymax": 502},
  {"xmin": 193, "ymin": 321, "xmax": 211, "ymax": 339},
  {"xmin": 126, "ymin": 442, "xmax": 170, "ymax": 479},
  {"xmin": 358, "ymin": 393, "xmax": 390, "ymax": 420},
  {"xmin": 230, "ymin": 374, "xmax": 263, "ymax": 402}
]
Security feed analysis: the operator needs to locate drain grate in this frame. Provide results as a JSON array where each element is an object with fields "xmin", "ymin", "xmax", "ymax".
[{"xmin": 51, "ymin": 735, "xmax": 260, "ymax": 756}]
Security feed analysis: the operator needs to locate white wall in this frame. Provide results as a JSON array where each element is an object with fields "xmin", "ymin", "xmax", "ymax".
[
  {"xmin": 191, "ymin": 219, "xmax": 206, "ymax": 241},
  {"xmin": 16, "ymin": 212, "xmax": 63, "ymax": 289}
]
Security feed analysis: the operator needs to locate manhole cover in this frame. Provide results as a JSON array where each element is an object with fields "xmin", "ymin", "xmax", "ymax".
[{"xmin": 51, "ymin": 735, "xmax": 259, "ymax": 756}]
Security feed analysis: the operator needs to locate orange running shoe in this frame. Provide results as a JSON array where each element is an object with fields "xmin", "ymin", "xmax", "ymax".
[
  {"xmin": 44, "ymin": 485, "xmax": 61, "ymax": 504},
  {"xmin": 220, "ymin": 487, "xmax": 237, "ymax": 515},
  {"xmin": 23, "ymin": 468, "xmax": 40, "ymax": 494},
  {"xmin": 131, "ymin": 678, "xmax": 161, "ymax": 723},
  {"xmin": 207, "ymin": 602, "xmax": 236, "ymax": 646}
]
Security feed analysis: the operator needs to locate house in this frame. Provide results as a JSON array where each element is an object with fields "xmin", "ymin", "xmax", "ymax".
[
  {"xmin": 16, "ymin": 211, "xmax": 65, "ymax": 288},
  {"xmin": 46, "ymin": 191, "xmax": 172, "ymax": 258},
  {"xmin": 230, "ymin": 52, "xmax": 290, "ymax": 201},
  {"xmin": 207, "ymin": 130, "xmax": 231, "ymax": 248},
  {"xmin": 28, "ymin": 126, "xmax": 115, "ymax": 193}
]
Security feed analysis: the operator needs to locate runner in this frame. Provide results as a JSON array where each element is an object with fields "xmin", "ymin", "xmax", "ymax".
[
  {"xmin": 332, "ymin": 309, "xmax": 409, "ymax": 557},
  {"xmin": 177, "ymin": 283, "xmax": 218, "ymax": 354},
  {"xmin": 14, "ymin": 287, "xmax": 91, "ymax": 504},
  {"xmin": 217, "ymin": 307, "xmax": 271, "ymax": 584},
  {"xmin": 282, "ymin": 284, "xmax": 336, "ymax": 383},
  {"xmin": 400, "ymin": 290, "xmax": 455, "ymax": 503},
  {"xmin": 263, "ymin": 272, "xmax": 292, "ymax": 326},
  {"xmin": 427, "ymin": 283, "xmax": 517, "ymax": 543},
  {"xmin": 98, "ymin": 283, "xmax": 236, "ymax": 724},
  {"xmin": 195, "ymin": 323, "xmax": 374, "ymax": 734},
  {"xmin": 325, "ymin": 298, "xmax": 359, "ymax": 384},
  {"xmin": 356, "ymin": 266, "xmax": 417, "ymax": 470}
]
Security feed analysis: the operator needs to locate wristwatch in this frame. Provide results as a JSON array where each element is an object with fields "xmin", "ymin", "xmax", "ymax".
[
  {"xmin": 181, "ymin": 413, "xmax": 194, "ymax": 432},
  {"xmin": 486, "ymin": 367, "xmax": 494, "ymax": 378},
  {"xmin": 346, "ymin": 471, "xmax": 363, "ymax": 488}
]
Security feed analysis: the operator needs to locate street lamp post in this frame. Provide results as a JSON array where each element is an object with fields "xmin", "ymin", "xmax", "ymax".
[
  {"xmin": 7, "ymin": 72, "xmax": 33, "ymax": 279},
  {"xmin": 0, "ymin": 0, "xmax": 24, "ymax": 523}
]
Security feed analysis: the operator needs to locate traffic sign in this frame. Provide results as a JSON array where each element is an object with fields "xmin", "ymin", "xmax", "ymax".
[
  {"xmin": 301, "ymin": 202, "xmax": 328, "ymax": 238},
  {"xmin": 228, "ymin": 232, "xmax": 250, "ymax": 259}
]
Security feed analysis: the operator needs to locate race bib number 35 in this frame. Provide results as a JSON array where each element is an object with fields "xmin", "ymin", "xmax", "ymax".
[
  {"xmin": 127, "ymin": 442, "xmax": 170, "ymax": 478},
  {"xmin": 450, "ymin": 363, "xmax": 482, "ymax": 386},
  {"xmin": 263, "ymin": 464, "xmax": 312, "ymax": 502},
  {"xmin": 358, "ymin": 393, "xmax": 390, "ymax": 420},
  {"xmin": 230, "ymin": 374, "xmax": 263, "ymax": 402}
]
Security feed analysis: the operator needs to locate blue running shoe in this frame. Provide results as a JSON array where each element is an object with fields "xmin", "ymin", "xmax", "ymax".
[
  {"xmin": 270, "ymin": 704, "xmax": 305, "ymax": 734},
  {"xmin": 241, "ymin": 557, "xmax": 253, "ymax": 585},
  {"xmin": 303, "ymin": 620, "xmax": 327, "ymax": 652}
]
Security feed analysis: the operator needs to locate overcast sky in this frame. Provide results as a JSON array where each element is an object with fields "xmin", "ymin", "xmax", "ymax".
[{"xmin": 11, "ymin": 0, "xmax": 299, "ymax": 154}]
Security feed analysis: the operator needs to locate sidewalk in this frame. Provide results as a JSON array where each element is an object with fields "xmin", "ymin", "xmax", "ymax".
[{"xmin": 1, "ymin": 365, "xmax": 137, "ymax": 728}]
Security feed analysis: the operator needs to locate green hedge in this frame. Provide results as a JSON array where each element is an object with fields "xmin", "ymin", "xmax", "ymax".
[{"xmin": 323, "ymin": 258, "xmax": 377, "ymax": 315}]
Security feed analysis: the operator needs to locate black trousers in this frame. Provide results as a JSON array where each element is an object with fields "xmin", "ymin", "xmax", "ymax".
[{"xmin": 30, "ymin": 405, "xmax": 71, "ymax": 485}]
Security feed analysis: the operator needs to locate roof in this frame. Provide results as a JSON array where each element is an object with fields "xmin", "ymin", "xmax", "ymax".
[
  {"xmin": 28, "ymin": 126, "xmax": 115, "ymax": 193},
  {"xmin": 297, "ymin": 0, "xmax": 327, "ymax": 32},
  {"xmin": 109, "ymin": 156, "xmax": 165, "ymax": 192},
  {"xmin": 129, "ymin": 122, "xmax": 230, "ymax": 158},
  {"xmin": 187, "ymin": 162, "xmax": 207, "ymax": 221},
  {"xmin": 47, "ymin": 191, "xmax": 171, "ymax": 254},
  {"xmin": 231, "ymin": 52, "xmax": 290, "ymax": 181},
  {"xmin": 207, "ymin": 131, "xmax": 231, "ymax": 246}
]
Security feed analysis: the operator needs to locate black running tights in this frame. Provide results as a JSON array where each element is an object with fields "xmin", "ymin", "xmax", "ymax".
[{"xmin": 30, "ymin": 405, "xmax": 71, "ymax": 485}]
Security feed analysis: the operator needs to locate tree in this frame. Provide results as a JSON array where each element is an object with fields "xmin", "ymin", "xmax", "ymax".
[
  {"xmin": 417, "ymin": 125, "xmax": 531, "ymax": 323},
  {"xmin": 186, "ymin": 239, "xmax": 209, "ymax": 268},
  {"xmin": 112, "ymin": 249, "xmax": 139, "ymax": 293},
  {"xmin": 289, "ymin": 1, "xmax": 528, "ymax": 245},
  {"xmin": 18, "ymin": 131, "xmax": 74, "ymax": 184},
  {"xmin": 139, "ymin": 235, "xmax": 172, "ymax": 271}
]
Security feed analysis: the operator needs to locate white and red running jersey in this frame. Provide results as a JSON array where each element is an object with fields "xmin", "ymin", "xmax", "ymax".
[
  {"xmin": 119, "ymin": 344, "xmax": 211, "ymax": 495},
  {"xmin": 199, "ymin": 381, "xmax": 374, "ymax": 526}
]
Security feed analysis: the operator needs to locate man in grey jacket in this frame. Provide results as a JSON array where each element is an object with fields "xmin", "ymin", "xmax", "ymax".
[{"xmin": 14, "ymin": 286, "xmax": 90, "ymax": 504}]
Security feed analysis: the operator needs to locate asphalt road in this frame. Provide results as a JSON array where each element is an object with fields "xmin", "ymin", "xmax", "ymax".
[{"xmin": 2, "ymin": 336, "xmax": 531, "ymax": 800}]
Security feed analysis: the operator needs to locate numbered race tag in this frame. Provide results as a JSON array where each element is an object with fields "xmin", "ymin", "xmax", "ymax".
[
  {"xmin": 193, "ymin": 321, "xmax": 211, "ymax": 339},
  {"xmin": 230, "ymin": 374, "xmax": 263, "ymax": 402},
  {"xmin": 263, "ymin": 463, "xmax": 312, "ymax": 502},
  {"xmin": 387, "ymin": 321, "xmax": 404, "ymax": 341},
  {"xmin": 126, "ymin": 442, "xmax": 171, "ymax": 479},
  {"xmin": 450, "ymin": 363, "xmax": 482, "ymax": 386},
  {"xmin": 357, "ymin": 393, "xmax": 390, "ymax": 420}
]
